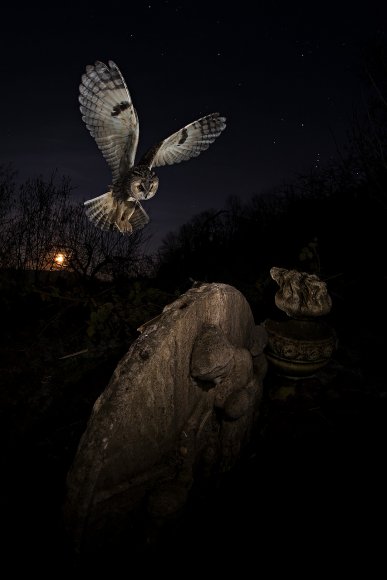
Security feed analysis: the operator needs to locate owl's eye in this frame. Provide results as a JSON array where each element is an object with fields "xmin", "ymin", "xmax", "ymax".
[
  {"xmin": 131, "ymin": 180, "xmax": 143, "ymax": 193},
  {"xmin": 150, "ymin": 178, "xmax": 159, "ymax": 191}
]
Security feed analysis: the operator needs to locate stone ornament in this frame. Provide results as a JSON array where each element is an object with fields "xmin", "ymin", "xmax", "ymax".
[
  {"xmin": 265, "ymin": 267, "xmax": 336, "ymax": 377},
  {"xmin": 270, "ymin": 267, "xmax": 332, "ymax": 318}
]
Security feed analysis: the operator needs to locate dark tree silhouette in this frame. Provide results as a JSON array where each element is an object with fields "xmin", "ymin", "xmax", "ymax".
[
  {"xmin": 0, "ymin": 169, "xmax": 148, "ymax": 281},
  {"xmin": 156, "ymin": 51, "xmax": 387, "ymax": 316}
]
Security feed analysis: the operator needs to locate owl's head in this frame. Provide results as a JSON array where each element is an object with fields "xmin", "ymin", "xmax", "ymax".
[{"xmin": 130, "ymin": 166, "xmax": 159, "ymax": 200}]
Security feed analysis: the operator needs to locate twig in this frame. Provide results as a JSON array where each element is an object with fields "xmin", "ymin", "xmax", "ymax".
[{"xmin": 58, "ymin": 348, "xmax": 89, "ymax": 360}]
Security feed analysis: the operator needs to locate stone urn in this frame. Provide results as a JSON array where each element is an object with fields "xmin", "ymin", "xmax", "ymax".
[{"xmin": 264, "ymin": 267, "xmax": 337, "ymax": 378}]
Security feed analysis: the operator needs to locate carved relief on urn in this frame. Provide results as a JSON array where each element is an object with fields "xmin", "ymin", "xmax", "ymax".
[{"xmin": 264, "ymin": 267, "xmax": 336, "ymax": 378}]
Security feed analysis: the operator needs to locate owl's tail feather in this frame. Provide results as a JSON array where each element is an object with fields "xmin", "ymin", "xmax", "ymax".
[{"xmin": 84, "ymin": 191, "xmax": 134, "ymax": 234}]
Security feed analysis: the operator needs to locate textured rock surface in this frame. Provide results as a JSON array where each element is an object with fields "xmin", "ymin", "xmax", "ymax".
[{"xmin": 65, "ymin": 283, "xmax": 267, "ymax": 550}]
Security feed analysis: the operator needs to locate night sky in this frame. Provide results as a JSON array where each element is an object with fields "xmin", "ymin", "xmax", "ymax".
[{"xmin": 1, "ymin": 1, "xmax": 387, "ymax": 250}]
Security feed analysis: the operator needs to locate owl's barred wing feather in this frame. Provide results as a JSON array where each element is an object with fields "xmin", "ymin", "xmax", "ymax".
[
  {"xmin": 140, "ymin": 113, "xmax": 226, "ymax": 168},
  {"xmin": 84, "ymin": 192, "xmax": 149, "ymax": 234},
  {"xmin": 79, "ymin": 61, "xmax": 139, "ymax": 182}
]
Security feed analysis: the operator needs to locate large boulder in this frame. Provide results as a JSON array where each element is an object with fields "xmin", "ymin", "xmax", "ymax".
[{"xmin": 65, "ymin": 283, "xmax": 267, "ymax": 550}]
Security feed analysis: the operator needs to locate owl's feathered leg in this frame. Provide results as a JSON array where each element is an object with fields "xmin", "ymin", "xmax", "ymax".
[{"xmin": 84, "ymin": 191, "xmax": 135, "ymax": 233}]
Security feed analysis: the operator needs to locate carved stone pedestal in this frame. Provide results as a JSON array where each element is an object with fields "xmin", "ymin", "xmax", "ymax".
[{"xmin": 264, "ymin": 318, "xmax": 336, "ymax": 378}]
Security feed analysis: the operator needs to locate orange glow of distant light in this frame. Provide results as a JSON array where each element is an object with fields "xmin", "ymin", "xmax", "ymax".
[{"xmin": 54, "ymin": 253, "xmax": 65, "ymax": 266}]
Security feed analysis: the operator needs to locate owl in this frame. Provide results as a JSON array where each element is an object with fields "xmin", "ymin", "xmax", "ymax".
[{"xmin": 79, "ymin": 60, "xmax": 226, "ymax": 234}]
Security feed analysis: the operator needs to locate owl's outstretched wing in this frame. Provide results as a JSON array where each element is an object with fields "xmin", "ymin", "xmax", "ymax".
[
  {"xmin": 140, "ymin": 113, "xmax": 226, "ymax": 168},
  {"xmin": 79, "ymin": 60, "xmax": 139, "ymax": 182}
]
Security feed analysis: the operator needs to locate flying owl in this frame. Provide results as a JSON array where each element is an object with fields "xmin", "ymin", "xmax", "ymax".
[{"xmin": 79, "ymin": 60, "xmax": 226, "ymax": 234}]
